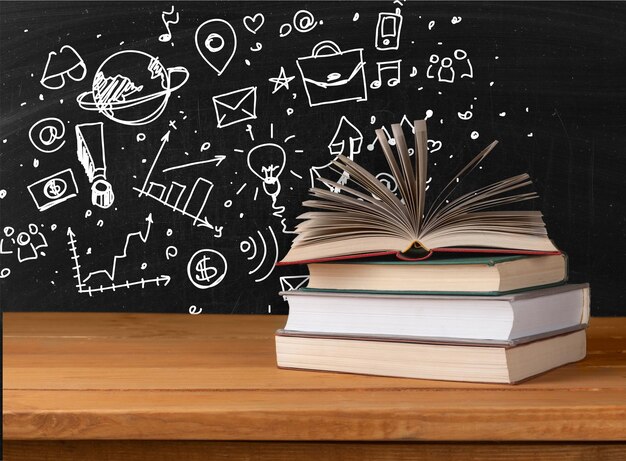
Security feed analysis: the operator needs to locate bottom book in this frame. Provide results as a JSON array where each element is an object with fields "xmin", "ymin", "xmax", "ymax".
[{"xmin": 275, "ymin": 328, "xmax": 586, "ymax": 384}]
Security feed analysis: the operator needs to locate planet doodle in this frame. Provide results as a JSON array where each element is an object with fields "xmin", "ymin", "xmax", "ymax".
[{"xmin": 77, "ymin": 50, "xmax": 189, "ymax": 126}]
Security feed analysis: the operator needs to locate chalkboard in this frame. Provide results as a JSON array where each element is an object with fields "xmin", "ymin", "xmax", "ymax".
[{"xmin": 1, "ymin": 1, "xmax": 625, "ymax": 314}]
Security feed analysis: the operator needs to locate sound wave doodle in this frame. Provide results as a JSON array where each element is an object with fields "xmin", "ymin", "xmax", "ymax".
[
  {"xmin": 239, "ymin": 226, "xmax": 278, "ymax": 282},
  {"xmin": 66, "ymin": 213, "xmax": 171, "ymax": 296}
]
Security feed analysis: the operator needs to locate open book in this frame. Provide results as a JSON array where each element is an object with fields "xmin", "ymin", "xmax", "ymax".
[{"xmin": 279, "ymin": 120, "xmax": 559, "ymax": 264}]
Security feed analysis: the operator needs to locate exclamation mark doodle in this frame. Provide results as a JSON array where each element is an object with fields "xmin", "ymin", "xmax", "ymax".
[{"xmin": 75, "ymin": 122, "xmax": 114, "ymax": 209}]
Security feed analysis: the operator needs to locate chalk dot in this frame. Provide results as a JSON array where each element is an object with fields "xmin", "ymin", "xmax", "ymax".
[
  {"xmin": 20, "ymin": 102, "xmax": 26, "ymax": 107},
  {"xmin": 166, "ymin": 228, "xmax": 173, "ymax": 236},
  {"xmin": 489, "ymin": 81, "xmax": 494, "ymax": 87},
  {"xmin": 495, "ymin": 56, "xmax": 499, "ymax": 60},
  {"xmin": 428, "ymin": 20, "xmax": 435, "ymax": 30},
  {"xmin": 132, "ymin": 175, "xmax": 137, "ymax": 179},
  {"xmin": 141, "ymin": 158, "xmax": 147, "ymax": 163},
  {"xmin": 2, "ymin": 139, "xmax": 6, "ymax": 143},
  {"xmin": 60, "ymin": 99, "xmax": 64, "ymax": 104},
  {"xmin": 471, "ymin": 131, "xmax": 479, "ymax": 139},
  {"xmin": 0, "ymin": 190, "xmax": 6, "ymax": 199},
  {"xmin": 224, "ymin": 200, "xmax": 232, "ymax": 208},
  {"xmin": 527, "ymin": 132, "xmax": 534, "ymax": 137},
  {"xmin": 33, "ymin": 159, "xmax": 39, "ymax": 168},
  {"xmin": 119, "ymin": 41, "xmax": 124, "ymax": 45},
  {"xmin": 239, "ymin": 213, "xmax": 244, "ymax": 218},
  {"xmin": 50, "ymin": 281, "xmax": 55, "ymax": 285},
  {"xmin": 24, "ymin": 29, "xmax": 28, "ymax": 32},
  {"xmin": 201, "ymin": 142, "xmax": 211, "ymax": 151},
  {"xmin": 319, "ymin": 20, "xmax": 324, "ymax": 25},
  {"xmin": 136, "ymin": 133, "xmax": 146, "ymax": 142},
  {"xmin": 39, "ymin": 94, "xmax": 44, "ymax": 101},
  {"xmin": 525, "ymin": 107, "xmax": 530, "ymax": 112},
  {"xmin": 425, "ymin": 109, "xmax": 434, "ymax": 119},
  {"xmin": 245, "ymin": 59, "xmax": 251, "ymax": 66},
  {"xmin": 353, "ymin": 12, "xmax": 359, "ymax": 21},
  {"xmin": 30, "ymin": 73, "xmax": 34, "ymax": 77},
  {"xmin": 499, "ymin": 112, "xmax": 506, "ymax": 117},
  {"xmin": 141, "ymin": 263, "xmax": 147, "ymax": 270},
  {"xmin": 97, "ymin": 34, "xmax": 102, "ymax": 38}
]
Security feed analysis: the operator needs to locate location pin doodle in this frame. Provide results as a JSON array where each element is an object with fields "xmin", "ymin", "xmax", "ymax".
[{"xmin": 195, "ymin": 19, "xmax": 237, "ymax": 76}]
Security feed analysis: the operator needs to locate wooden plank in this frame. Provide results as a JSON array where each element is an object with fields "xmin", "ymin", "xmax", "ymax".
[
  {"xmin": 4, "ymin": 441, "xmax": 626, "ymax": 461},
  {"xmin": 4, "ymin": 315, "xmax": 626, "ymax": 441},
  {"xmin": 4, "ymin": 389, "xmax": 626, "ymax": 441}
]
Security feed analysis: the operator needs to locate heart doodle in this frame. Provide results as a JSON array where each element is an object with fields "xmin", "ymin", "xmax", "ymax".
[
  {"xmin": 427, "ymin": 140, "xmax": 442, "ymax": 153},
  {"xmin": 243, "ymin": 13, "xmax": 265, "ymax": 34}
]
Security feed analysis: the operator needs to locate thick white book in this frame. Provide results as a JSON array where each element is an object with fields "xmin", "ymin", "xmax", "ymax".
[{"xmin": 281, "ymin": 284, "xmax": 590, "ymax": 344}]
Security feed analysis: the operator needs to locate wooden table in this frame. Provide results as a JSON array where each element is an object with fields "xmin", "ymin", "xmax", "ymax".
[{"xmin": 3, "ymin": 313, "xmax": 626, "ymax": 460}]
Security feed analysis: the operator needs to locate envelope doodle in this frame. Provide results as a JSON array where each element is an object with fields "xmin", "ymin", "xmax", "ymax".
[
  {"xmin": 212, "ymin": 86, "xmax": 257, "ymax": 128},
  {"xmin": 296, "ymin": 40, "xmax": 368, "ymax": 107}
]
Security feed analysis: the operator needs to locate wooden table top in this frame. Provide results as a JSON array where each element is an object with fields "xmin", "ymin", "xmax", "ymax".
[{"xmin": 3, "ymin": 313, "xmax": 626, "ymax": 442}]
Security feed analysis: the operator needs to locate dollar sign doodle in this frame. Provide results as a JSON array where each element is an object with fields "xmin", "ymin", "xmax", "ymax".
[
  {"xmin": 195, "ymin": 256, "xmax": 218, "ymax": 283},
  {"xmin": 187, "ymin": 249, "xmax": 227, "ymax": 289}
]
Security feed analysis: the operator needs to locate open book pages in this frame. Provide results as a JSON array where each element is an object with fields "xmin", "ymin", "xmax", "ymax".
[{"xmin": 280, "ymin": 119, "xmax": 559, "ymax": 264}]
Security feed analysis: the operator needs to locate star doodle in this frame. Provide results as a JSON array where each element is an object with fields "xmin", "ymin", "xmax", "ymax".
[{"xmin": 268, "ymin": 67, "xmax": 295, "ymax": 94}]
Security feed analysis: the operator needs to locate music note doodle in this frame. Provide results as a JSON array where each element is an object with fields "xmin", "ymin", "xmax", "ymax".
[
  {"xmin": 159, "ymin": 6, "xmax": 179, "ymax": 43},
  {"xmin": 370, "ymin": 60, "xmax": 401, "ymax": 89}
]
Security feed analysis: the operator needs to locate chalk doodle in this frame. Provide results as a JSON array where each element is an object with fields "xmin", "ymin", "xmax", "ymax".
[
  {"xmin": 375, "ymin": 8, "xmax": 403, "ymax": 51},
  {"xmin": 239, "ymin": 226, "xmax": 278, "ymax": 282},
  {"xmin": 426, "ymin": 50, "xmax": 473, "ymax": 83},
  {"xmin": 213, "ymin": 86, "xmax": 257, "ymax": 128},
  {"xmin": 458, "ymin": 109, "xmax": 473, "ymax": 120},
  {"xmin": 243, "ymin": 13, "xmax": 265, "ymax": 34},
  {"xmin": 75, "ymin": 122, "xmax": 114, "ymax": 209},
  {"xmin": 166, "ymin": 246, "xmax": 178, "ymax": 260},
  {"xmin": 66, "ymin": 214, "xmax": 171, "ymax": 296},
  {"xmin": 293, "ymin": 10, "xmax": 319, "ymax": 33},
  {"xmin": 250, "ymin": 42, "xmax": 262, "ymax": 52},
  {"xmin": 279, "ymin": 275, "xmax": 309, "ymax": 298},
  {"xmin": 0, "ymin": 224, "xmax": 48, "ymax": 264},
  {"xmin": 187, "ymin": 249, "xmax": 227, "ymax": 289},
  {"xmin": 28, "ymin": 168, "xmax": 79, "ymax": 211},
  {"xmin": 28, "ymin": 117, "xmax": 66, "ymax": 153},
  {"xmin": 370, "ymin": 59, "xmax": 401, "ymax": 89},
  {"xmin": 247, "ymin": 142, "xmax": 291, "ymax": 232},
  {"xmin": 195, "ymin": 19, "xmax": 237, "ymax": 76},
  {"xmin": 376, "ymin": 172, "xmax": 398, "ymax": 193},
  {"xmin": 40, "ymin": 45, "xmax": 87, "ymax": 90},
  {"xmin": 158, "ymin": 5, "xmax": 179, "ymax": 43},
  {"xmin": 297, "ymin": 40, "xmax": 368, "ymax": 107},
  {"xmin": 77, "ymin": 50, "xmax": 189, "ymax": 126},
  {"xmin": 428, "ymin": 139, "xmax": 443, "ymax": 153},
  {"xmin": 279, "ymin": 9, "xmax": 319, "ymax": 37},
  {"xmin": 268, "ymin": 67, "xmax": 295, "ymax": 94},
  {"xmin": 133, "ymin": 131, "xmax": 223, "ymax": 237}
]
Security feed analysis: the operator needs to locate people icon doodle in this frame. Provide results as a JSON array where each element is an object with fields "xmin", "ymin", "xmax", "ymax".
[
  {"xmin": 426, "ymin": 50, "xmax": 473, "ymax": 83},
  {"xmin": 77, "ymin": 50, "xmax": 189, "ymax": 126}
]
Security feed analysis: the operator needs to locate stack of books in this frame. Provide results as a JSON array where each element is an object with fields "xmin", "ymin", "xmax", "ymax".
[{"xmin": 275, "ymin": 120, "xmax": 589, "ymax": 384}]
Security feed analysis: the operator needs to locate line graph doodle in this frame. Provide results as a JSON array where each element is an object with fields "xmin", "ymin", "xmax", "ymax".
[
  {"xmin": 239, "ymin": 226, "xmax": 278, "ymax": 282},
  {"xmin": 40, "ymin": 45, "xmax": 87, "ymax": 90},
  {"xmin": 133, "ymin": 131, "xmax": 222, "ymax": 237},
  {"xmin": 195, "ymin": 19, "xmax": 237, "ymax": 76},
  {"xmin": 77, "ymin": 50, "xmax": 188, "ymax": 126},
  {"xmin": 75, "ymin": 122, "xmax": 114, "ymax": 209},
  {"xmin": 158, "ymin": 5, "xmax": 179, "ymax": 43},
  {"xmin": 66, "ymin": 214, "xmax": 171, "ymax": 296},
  {"xmin": 187, "ymin": 249, "xmax": 227, "ymax": 289},
  {"xmin": 29, "ymin": 118, "xmax": 66, "ymax": 153}
]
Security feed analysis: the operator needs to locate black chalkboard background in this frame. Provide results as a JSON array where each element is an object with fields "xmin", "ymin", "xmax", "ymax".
[{"xmin": 1, "ymin": 1, "xmax": 624, "ymax": 314}]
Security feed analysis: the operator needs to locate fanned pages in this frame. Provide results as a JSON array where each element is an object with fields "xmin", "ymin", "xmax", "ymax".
[{"xmin": 279, "ymin": 119, "xmax": 559, "ymax": 264}]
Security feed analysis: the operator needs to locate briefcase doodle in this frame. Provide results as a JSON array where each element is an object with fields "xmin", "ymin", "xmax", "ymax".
[{"xmin": 296, "ymin": 41, "xmax": 368, "ymax": 107}]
